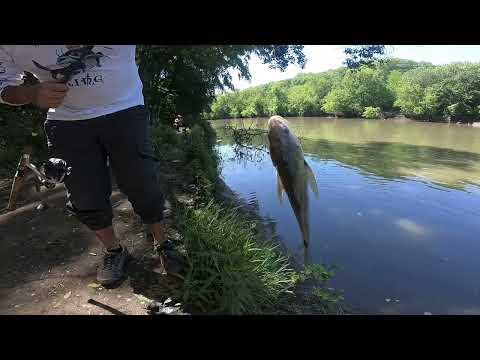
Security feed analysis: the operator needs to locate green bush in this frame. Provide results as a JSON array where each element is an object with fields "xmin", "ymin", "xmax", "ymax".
[{"xmin": 362, "ymin": 106, "xmax": 381, "ymax": 119}]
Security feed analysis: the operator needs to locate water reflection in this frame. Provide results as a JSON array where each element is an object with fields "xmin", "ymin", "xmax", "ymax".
[
  {"xmin": 213, "ymin": 119, "xmax": 480, "ymax": 191},
  {"xmin": 303, "ymin": 139, "xmax": 480, "ymax": 191},
  {"xmin": 394, "ymin": 218, "xmax": 432, "ymax": 238}
]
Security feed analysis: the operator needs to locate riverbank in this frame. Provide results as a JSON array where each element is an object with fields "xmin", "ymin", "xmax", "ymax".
[{"xmin": 0, "ymin": 123, "xmax": 341, "ymax": 315}]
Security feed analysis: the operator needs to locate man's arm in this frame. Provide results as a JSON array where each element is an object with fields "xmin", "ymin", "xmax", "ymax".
[
  {"xmin": 0, "ymin": 46, "xmax": 29, "ymax": 105},
  {"xmin": 0, "ymin": 46, "xmax": 69, "ymax": 108}
]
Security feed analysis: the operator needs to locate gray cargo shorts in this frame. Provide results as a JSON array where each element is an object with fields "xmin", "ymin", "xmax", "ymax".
[{"xmin": 44, "ymin": 105, "xmax": 164, "ymax": 231}]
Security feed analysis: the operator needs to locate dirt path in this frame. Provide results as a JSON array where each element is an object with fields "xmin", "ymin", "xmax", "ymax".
[{"xmin": 0, "ymin": 178, "xmax": 185, "ymax": 315}]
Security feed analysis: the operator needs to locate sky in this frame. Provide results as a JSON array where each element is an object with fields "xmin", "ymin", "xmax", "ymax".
[{"xmin": 230, "ymin": 45, "xmax": 480, "ymax": 90}]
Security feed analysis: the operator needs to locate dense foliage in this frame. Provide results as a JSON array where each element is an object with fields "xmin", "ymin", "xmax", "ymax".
[
  {"xmin": 207, "ymin": 58, "xmax": 480, "ymax": 122},
  {"xmin": 343, "ymin": 45, "xmax": 386, "ymax": 69}
]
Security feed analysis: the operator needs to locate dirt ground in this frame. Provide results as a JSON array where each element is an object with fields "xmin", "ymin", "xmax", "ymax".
[{"xmin": 0, "ymin": 176, "xmax": 186, "ymax": 315}]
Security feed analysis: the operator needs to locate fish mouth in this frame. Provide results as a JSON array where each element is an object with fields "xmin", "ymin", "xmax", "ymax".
[
  {"xmin": 268, "ymin": 116, "xmax": 288, "ymax": 129},
  {"xmin": 267, "ymin": 116, "xmax": 290, "ymax": 139}
]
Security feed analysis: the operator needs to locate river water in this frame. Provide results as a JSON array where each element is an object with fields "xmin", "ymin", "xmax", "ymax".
[{"xmin": 211, "ymin": 117, "xmax": 480, "ymax": 315}]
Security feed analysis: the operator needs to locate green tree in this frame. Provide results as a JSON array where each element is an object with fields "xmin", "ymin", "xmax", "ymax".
[
  {"xmin": 322, "ymin": 66, "xmax": 394, "ymax": 116},
  {"xmin": 286, "ymin": 84, "xmax": 318, "ymax": 116}
]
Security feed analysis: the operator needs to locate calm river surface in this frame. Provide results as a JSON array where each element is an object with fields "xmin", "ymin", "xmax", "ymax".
[{"xmin": 211, "ymin": 117, "xmax": 480, "ymax": 315}]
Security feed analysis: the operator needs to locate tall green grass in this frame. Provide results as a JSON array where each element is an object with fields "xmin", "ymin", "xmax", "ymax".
[{"xmin": 175, "ymin": 201, "xmax": 299, "ymax": 314}]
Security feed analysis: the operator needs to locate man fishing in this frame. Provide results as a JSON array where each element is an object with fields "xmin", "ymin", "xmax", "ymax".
[{"xmin": 0, "ymin": 45, "xmax": 182, "ymax": 286}]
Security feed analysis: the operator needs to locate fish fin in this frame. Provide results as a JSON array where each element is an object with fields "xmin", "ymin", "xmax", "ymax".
[
  {"xmin": 304, "ymin": 160, "xmax": 319, "ymax": 198},
  {"xmin": 276, "ymin": 173, "xmax": 285, "ymax": 203}
]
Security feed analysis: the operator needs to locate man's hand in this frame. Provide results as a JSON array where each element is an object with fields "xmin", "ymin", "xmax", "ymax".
[
  {"xmin": 27, "ymin": 82, "xmax": 69, "ymax": 109},
  {"xmin": 1, "ymin": 82, "xmax": 69, "ymax": 108}
]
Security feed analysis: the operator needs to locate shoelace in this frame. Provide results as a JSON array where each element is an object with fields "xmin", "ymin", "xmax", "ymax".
[{"xmin": 103, "ymin": 252, "xmax": 120, "ymax": 270}]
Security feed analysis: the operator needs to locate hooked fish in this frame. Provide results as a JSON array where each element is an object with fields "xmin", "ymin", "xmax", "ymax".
[{"xmin": 267, "ymin": 116, "xmax": 319, "ymax": 248}]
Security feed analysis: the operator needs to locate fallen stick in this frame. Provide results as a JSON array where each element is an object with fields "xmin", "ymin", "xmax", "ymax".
[{"xmin": 87, "ymin": 298, "xmax": 126, "ymax": 315}]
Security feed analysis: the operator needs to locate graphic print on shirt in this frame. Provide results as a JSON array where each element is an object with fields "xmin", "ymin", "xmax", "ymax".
[{"xmin": 31, "ymin": 45, "xmax": 113, "ymax": 86}]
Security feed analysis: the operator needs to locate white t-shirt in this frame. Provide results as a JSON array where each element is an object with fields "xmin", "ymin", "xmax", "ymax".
[{"xmin": 0, "ymin": 45, "xmax": 144, "ymax": 120}]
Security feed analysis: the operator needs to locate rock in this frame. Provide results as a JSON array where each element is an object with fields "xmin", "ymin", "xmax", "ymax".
[
  {"xmin": 88, "ymin": 252, "xmax": 97, "ymax": 256},
  {"xmin": 385, "ymin": 298, "xmax": 391, "ymax": 303},
  {"xmin": 64, "ymin": 291, "xmax": 72, "ymax": 300}
]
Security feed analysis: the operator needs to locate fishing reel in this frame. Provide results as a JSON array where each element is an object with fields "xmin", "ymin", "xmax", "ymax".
[
  {"xmin": 27, "ymin": 157, "xmax": 71, "ymax": 189},
  {"xmin": 42, "ymin": 158, "xmax": 72, "ymax": 186}
]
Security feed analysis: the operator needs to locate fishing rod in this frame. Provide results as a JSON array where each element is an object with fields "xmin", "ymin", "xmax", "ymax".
[{"xmin": 6, "ymin": 46, "xmax": 96, "ymax": 211}]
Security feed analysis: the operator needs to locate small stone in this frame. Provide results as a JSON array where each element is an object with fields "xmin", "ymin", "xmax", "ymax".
[
  {"xmin": 88, "ymin": 252, "xmax": 97, "ymax": 256},
  {"xmin": 126, "ymin": 298, "xmax": 131, "ymax": 302},
  {"xmin": 88, "ymin": 283, "xmax": 101, "ymax": 288},
  {"xmin": 424, "ymin": 312, "xmax": 432, "ymax": 315},
  {"xmin": 14, "ymin": 304, "xmax": 21, "ymax": 308},
  {"xmin": 385, "ymin": 298, "xmax": 391, "ymax": 303},
  {"xmin": 63, "ymin": 291, "xmax": 72, "ymax": 300},
  {"xmin": 117, "ymin": 295, "xmax": 122, "ymax": 298},
  {"xmin": 395, "ymin": 299, "xmax": 400, "ymax": 303},
  {"xmin": 32, "ymin": 226, "xmax": 36, "ymax": 230},
  {"xmin": 31, "ymin": 293, "xmax": 36, "ymax": 297},
  {"xmin": 174, "ymin": 303, "xmax": 181, "ymax": 307},
  {"xmin": 164, "ymin": 297, "xmax": 172, "ymax": 304}
]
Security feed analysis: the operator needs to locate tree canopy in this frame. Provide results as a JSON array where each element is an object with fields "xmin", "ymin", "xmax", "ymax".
[{"xmin": 207, "ymin": 57, "xmax": 480, "ymax": 122}]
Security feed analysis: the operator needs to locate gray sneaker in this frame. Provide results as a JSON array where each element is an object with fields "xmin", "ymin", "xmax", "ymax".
[{"xmin": 97, "ymin": 246, "xmax": 129, "ymax": 287}]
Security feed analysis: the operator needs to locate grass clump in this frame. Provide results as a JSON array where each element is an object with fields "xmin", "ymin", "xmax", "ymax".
[{"xmin": 175, "ymin": 201, "xmax": 299, "ymax": 314}]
